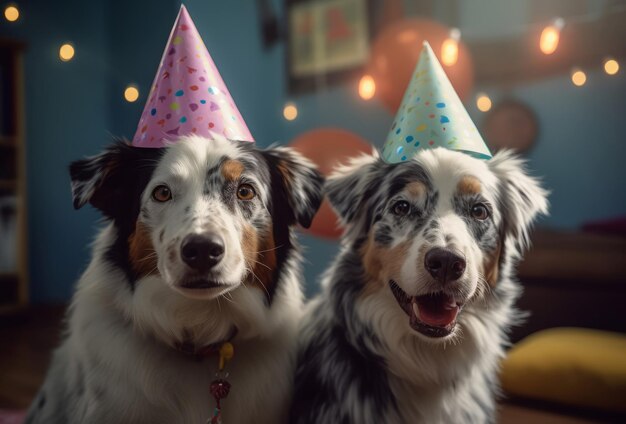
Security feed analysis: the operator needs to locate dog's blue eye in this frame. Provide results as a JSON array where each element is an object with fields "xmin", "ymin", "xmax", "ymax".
[
  {"xmin": 471, "ymin": 203, "xmax": 490, "ymax": 220},
  {"xmin": 392, "ymin": 200, "xmax": 410, "ymax": 216},
  {"xmin": 152, "ymin": 185, "xmax": 172, "ymax": 202}
]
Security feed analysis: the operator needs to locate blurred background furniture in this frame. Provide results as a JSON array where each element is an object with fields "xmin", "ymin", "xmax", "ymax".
[
  {"xmin": 499, "ymin": 228, "xmax": 626, "ymax": 423},
  {"xmin": 0, "ymin": 38, "xmax": 27, "ymax": 313},
  {"xmin": 502, "ymin": 328, "xmax": 626, "ymax": 416},
  {"xmin": 514, "ymin": 229, "xmax": 626, "ymax": 342}
]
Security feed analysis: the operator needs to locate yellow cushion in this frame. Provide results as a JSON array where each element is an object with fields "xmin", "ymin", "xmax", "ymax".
[{"xmin": 501, "ymin": 327, "xmax": 626, "ymax": 413}]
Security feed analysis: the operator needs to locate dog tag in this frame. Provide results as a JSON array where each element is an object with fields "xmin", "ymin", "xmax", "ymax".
[{"xmin": 208, "ymin": 379, "xmax": 231, "ymax": 424}]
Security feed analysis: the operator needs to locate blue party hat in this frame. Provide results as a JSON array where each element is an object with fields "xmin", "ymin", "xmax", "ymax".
[{"xmin": 381, "ymin": 42, "xmax": 491, "ymax": 163}]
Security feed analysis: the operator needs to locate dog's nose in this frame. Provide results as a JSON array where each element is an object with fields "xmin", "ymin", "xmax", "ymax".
[
  {"xmin": 424, "ymin": 248, "xmax": 466, "ymax": 284},
  {"xmin": 181, "ymin": 234, "xmax": 225, "ymax": 270}
]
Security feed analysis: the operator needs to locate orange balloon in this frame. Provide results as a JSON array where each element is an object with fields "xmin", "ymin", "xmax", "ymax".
[
  {"xmin": 290, "ymin": 128, "xmax": 373, "ymax": 239},
  {"xmin": 368, "ymin": 18, "xmax": 474, "ymax": 112}
]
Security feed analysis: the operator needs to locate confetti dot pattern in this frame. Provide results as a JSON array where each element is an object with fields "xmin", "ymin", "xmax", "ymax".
[
  {"xmin": 132, "ymin": 5, "xmax": 253, "ymax": 147},
  {"xmin": 381, "ymin": 42, "xmax": 491, "ymax": 163}
]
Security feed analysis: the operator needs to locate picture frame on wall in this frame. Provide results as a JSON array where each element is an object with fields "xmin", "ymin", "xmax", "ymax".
[{"xmin": 286, "ymin": 0, "xmax": 373, "ymax": 94}]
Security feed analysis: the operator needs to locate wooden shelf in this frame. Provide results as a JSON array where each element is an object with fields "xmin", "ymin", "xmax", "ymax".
[
  {"xmin": 0, "ymin": 136, "xmax": 16, "ymax": 147},
  {"xmin": 0, "ymin": 180, "xmax": 17, "ymax": 190},
  {"xmin": 0, "ymin": 38, "xmax": 27, "ymax": 308},
  {"xmin": 518, "ymin": 229, "xmax": 626, "ymax": 285},
  {"xmin": 0, "ymin": 303, "xmax": 26, "ymax": 316}
]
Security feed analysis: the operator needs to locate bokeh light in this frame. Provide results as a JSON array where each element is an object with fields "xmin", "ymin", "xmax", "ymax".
[
  {"xmin": 476, "ymin": 93, "xmax": 492, "ymax": 112},
  {"xmin": 603, "ymin": 58, "xmax": 619, "ymax": 76},
  {"xmin": 358, "ymin": 75, "xmax": 376, "ymax": 100},
  {"xmin": 124, "ymin": 85, "xmax": 140, "ymax": 102},
  {"xmin": 571, "ymin": 69, "xmax": 586, "ymax": 87},
  {"xmin": 441, "ymin": 28, "xmax": 460, "ymax": 66},
  {"xmin": 59, "ymin": 43, "xmax": 75, "ymax": 62},
  {"xmin": 4, "ymin": 5, "xmax": 19, "ymax": 22},
  {"xmin": 283, "ymin": 102, "xmax": 298, "ymax": 121},
  {"xmin": 539, "ymin": 18, "xmax": 564, "ymax": 55}
]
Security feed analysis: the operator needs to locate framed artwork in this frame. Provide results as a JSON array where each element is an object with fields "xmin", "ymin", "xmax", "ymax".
[{"xmin": 286, "ymin": 0, "xmax": 372, "ymax": 94}]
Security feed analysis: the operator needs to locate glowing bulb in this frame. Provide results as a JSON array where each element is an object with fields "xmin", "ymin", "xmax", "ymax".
[
  {"xmin": 571, "ymin": 68, "xmax": 586, "ymax": 87},
  {"xmin": 358, "ymin": 75, "xmax": 376, "ymax": 100},
  {"xmin": 476, "ymin": 93, "xmax": 492, "ymax": 112},
  {"xmin": 4, "ymin": 5, "xmax": 19, "ymax": 22},
  {"xmin": 59, "ymin": 43, "xmax": 75, "ymax": 62},
  {"xmin": 283, "ymin": 102, "xmax": 298, "ymax": 121},
  {"xmin": 539, "ymin": 18, "xmax": 564, "ymax": 55},
  {"xmin": 124, "ymin": 85, "xmax": 139, "ymax": 102},
  {"xmin": 604, "ymin": 58, "xmax": 619, "ymax": 75},
  {"xmin": 441, "ymin": 28, "xmax": 460, "ymax": 67}
]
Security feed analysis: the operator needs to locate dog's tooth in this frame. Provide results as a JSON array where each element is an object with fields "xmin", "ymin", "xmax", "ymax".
[{"xmin": 412, "ymin": 302, "xmax": 419, "ymax": 317}]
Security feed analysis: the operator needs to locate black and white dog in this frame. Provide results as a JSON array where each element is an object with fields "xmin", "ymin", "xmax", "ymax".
[
  {"xmin": 26, "ymin": 135, "xmax": 323, "ymax": 424},
  {"xmin": 290, "ymin": 148, "xmax": 548, "ymax": 423}
]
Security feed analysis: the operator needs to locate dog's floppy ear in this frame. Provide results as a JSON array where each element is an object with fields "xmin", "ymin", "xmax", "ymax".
[
  {"xmin": 262, "ymin": 147, "xmax": 324, "ymax": 228},
  {"xmin": 489, "ymin": 150, "xmax": 549, "ymax": 256},
  {"xmin": 325, "ymin": 153, "xmax": 380, "ymax": 228},
  {"xmin": 69, "ymin": 141, "xmax": 163, "ymax": 221}
]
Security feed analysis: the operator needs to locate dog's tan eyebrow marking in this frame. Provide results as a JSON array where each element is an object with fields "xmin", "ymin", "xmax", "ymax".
[
  {"xmin": 128, "ymin": 221, "xmax": 159, "ymax": 278},
  {"xmin": 406, "ymin": 181, "xmax": 427, "ymax": 197},
  {"xmin": 242, "ymin": 223, "xmax": 277, "ymax": 302},
  {"xmin": 483, "ymin": 240, "xmax": 502, "ymax": 288},
  {"xmin": 360, "ymin": 232, "xmax": 411, "ymax": 295},
  {"xmin": 457, "ymin": 175, "xmax": 481, "ymax": 195},
  {"xmin": 221, "ymin": 159, "xmax": 245, "ymax": 181}
]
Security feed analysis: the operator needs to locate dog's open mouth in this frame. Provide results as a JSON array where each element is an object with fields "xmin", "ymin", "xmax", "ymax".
[{"xmin": 389, "ymin": 280, "xmax": 461, "ymax": 338}]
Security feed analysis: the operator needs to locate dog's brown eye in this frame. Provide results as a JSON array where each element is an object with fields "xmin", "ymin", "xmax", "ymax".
[
  {"xmin": 471, "ymin": 203, "xmax": 490, "ymax": 220},
  {"xmin": 237, "ymin": 184, "xmax": 256, "ymax": 201},
  {"xmin": 392, "ymin": 200, "xmax": 411, "ymax": 216},
  {"xmin": 152, "ymin": 185, "xmax": 172, "ymax": 202}
]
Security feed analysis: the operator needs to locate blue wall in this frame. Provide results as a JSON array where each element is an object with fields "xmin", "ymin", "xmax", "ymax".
[
  {"xmin": 493, "ymin": 73, "xmax": 626, "ymax": 229},
  {"xmin": 2, "ymin": 0, "xmax": 625, "ymax": 302},
  {"xmin": 1, "ymin": 0, "xmax": 110, "ymax": 302}
]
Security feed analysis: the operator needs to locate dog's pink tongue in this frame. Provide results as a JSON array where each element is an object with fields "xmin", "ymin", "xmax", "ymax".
[{"xmin": 415, "ymin": 294, "xmax": 459, "ymax": 327}]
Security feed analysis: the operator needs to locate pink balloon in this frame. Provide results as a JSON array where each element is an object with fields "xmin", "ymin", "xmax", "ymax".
[
  {"xmin": 289, "ymin": 128, "xmax": 372, "ymax": 239},
  {"xmin": 368, "ymin": 18, "xmax": 474, "ymax": 113}
]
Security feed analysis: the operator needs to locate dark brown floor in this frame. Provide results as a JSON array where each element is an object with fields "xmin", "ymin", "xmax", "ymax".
[
  {"xmin": 498, "ymin": 404, "xmax": 606, "ymax": 424},
  {"xmin": 0, "ymin": 306, "xmax": 610, "ymax": 422},
  {"xmin": 0, "ymin": 305, "xmax": 65, "ymax": 409}
]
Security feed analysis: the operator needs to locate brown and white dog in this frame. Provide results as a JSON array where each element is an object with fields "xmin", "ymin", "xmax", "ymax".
[
  {"xmin": 291, "ymin": 148, "xmax": 548, "ymax": 423},
  {"xmin": 26, "ymin": 135, "xmax": 323, "ymax": 424}
]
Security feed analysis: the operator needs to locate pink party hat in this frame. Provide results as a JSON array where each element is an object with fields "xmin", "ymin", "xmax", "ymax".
[{"xmin": 132, "ymin": 5, "xmax": 254, "ymax": 147}]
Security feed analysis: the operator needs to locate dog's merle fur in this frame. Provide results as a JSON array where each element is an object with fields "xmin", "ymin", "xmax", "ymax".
[
  {"xmin": 26, "ymin": 135, "xmax": 323, "ymax": 424},
  {"xmin": 290, "ymin": 148, "xmax": 548, "ymax": 424}
]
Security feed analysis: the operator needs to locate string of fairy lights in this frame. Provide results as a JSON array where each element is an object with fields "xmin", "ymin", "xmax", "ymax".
[
  {"xmin": 3, "ymin": 3, "xmax": 141, "ymax": 103},
  {"xmin": 326, "ymin": 7, "xmax": 623, "ymax": 118},
  {"xmin": 353, "ymin": 9, "xmax": 623, "ymax": 115},
  {"xmin": 4, "ymin": 3, "xmax": 622, "ymax": 119}
]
